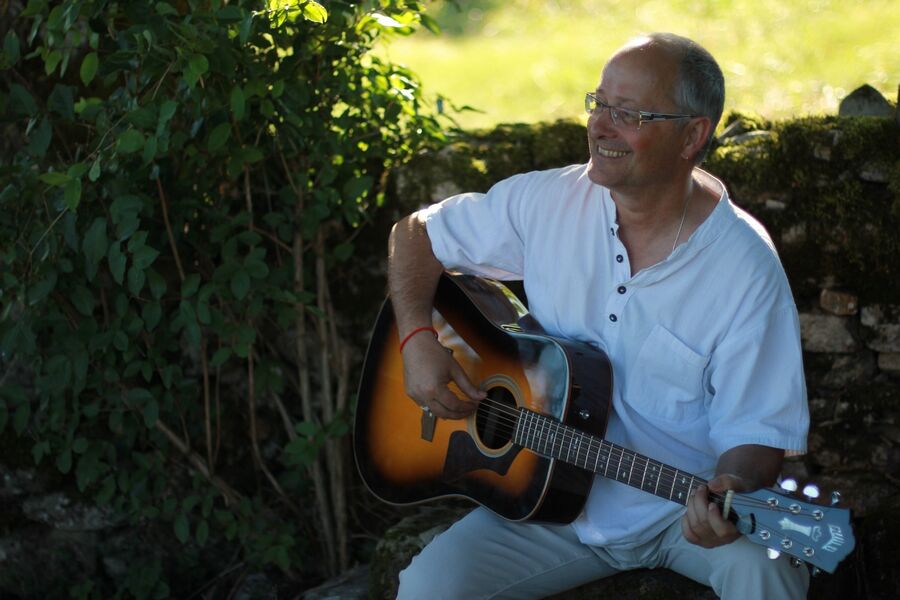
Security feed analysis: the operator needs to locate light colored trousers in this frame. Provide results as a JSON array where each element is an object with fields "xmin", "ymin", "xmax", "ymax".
[{"xmin": 397, "ymin": 508, "xmax": 809, "ymax": 599}]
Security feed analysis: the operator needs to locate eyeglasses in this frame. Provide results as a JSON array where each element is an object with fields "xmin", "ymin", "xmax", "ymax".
[{"xmin": 585, "ymin": 92, "xmax": 697, "ymax": 130}]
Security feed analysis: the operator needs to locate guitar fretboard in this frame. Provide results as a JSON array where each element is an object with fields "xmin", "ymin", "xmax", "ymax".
[{"xmin": 514, "ymin": 408, "xmax": 705, "ymax": 506}]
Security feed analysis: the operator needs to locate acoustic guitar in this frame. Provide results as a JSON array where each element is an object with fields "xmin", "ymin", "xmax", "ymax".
[{"xmin": 354, "ymin": 272, "xmax": 855, "ymax": 573}]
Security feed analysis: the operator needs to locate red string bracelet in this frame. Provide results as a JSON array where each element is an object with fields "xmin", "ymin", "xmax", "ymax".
[{"xmin": 399, "ymin": 327, "xmax": 438, "ymax": 353}]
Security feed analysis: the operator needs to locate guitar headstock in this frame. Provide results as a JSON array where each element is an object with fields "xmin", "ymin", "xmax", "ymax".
[{"xmin": 733, "ymin": 480, "xmax": 855, "ymax": 574}]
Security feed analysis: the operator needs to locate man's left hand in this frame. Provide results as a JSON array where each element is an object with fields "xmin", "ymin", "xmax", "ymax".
[{"xmin": 681, "ymin": 473, "xmax": 747, "ymax": 548}]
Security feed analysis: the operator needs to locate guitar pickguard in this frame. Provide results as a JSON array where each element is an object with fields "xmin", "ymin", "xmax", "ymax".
[{"xmin": 443, "ymin": 431, "xmax": 522, "ymax": 481}]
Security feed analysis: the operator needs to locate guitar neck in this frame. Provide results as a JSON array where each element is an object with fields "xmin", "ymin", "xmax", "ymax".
[{"xmin": 514, "ymin": 408, "xmax": 706, "ymax": 507}]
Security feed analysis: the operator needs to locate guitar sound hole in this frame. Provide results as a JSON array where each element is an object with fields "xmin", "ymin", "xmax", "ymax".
[{"xmin": 476, "ymin": 387, "xmax": 516, "ymax": 450}]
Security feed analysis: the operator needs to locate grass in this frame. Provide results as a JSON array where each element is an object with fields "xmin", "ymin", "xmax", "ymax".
[{"xmin": 377, "ymin": 0, "xmax": 900, "ymax": 130}]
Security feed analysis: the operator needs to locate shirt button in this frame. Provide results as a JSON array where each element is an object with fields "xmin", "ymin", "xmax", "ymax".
[
  {"xmin": 609, "ymin": 314, "xmax": 618, "ymax": 322},
  {"xmin": 617, "ymin": 285, "xmax": 626, "ymax": 294},
  {"xmin": 615, "ymin": 254, "xmax": 624, "ymax": 263}
]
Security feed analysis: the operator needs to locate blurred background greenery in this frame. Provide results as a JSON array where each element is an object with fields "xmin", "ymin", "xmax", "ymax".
[{"xmin": 377, "ymin": 0, "xmax": 899, "ymax": 130}]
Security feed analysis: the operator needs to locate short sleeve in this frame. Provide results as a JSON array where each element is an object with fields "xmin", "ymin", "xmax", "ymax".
[
  {"xmin": 706, "ymin": 303, "xmax": 809, "ymax": 457},
  {"xmin": 421, "ymin": 174, "xmax": 533, "ymax": 281}
]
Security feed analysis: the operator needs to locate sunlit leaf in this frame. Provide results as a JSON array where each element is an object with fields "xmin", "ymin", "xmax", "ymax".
[{"xmin": 301, "ymin": 1, "xmax": 327, "ymax": 23}]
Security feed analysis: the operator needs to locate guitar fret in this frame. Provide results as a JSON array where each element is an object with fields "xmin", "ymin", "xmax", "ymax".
[
  {"xmin": 639, "ymin": 458, "xmax": 647, "ymax": 490},
  {"xmin": 670, "ymin": 468, "xmax": 679, "ymax": 500},
  {"xmin": 603, "ymin": 444, "xmax": 612, "ymax": 476},
  {"xmin": 627, "ymin": 452, "xmax": 636, "ymax": 485},
  {"xmin": 653, "ymin": 462, "xmax": 661, "ymax": 496}
]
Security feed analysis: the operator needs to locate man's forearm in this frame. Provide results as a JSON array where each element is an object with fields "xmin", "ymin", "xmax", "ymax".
[
  {"xmin": 714, "ymin": 444, "xmax": 785, "ymax": 490},
  {"xmin": 388, "ymin": 212, "xmax": 445, "ymax": 337}
]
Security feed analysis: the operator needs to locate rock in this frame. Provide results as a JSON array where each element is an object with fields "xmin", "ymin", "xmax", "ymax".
[
  {"xmin": 726, "ymin": 130, "xmax": 774, "ymax": 145},
  {"xmin": 821, "ymin": 353, "xmax": 876, "ymax": 388},
  {"xmin": 234, "ymin": 573, "xmax": 278, "ymax": 600},
  {"xmin": 799, "ymin": 314, "xmax": 858, "ymax": 353},
  {"xmin": 820, "ymin": 289, "xmax": 859, "ymax": 316},
  {"xmin": 369, "ymin": 504, "xmax": 469, "ymax": 599},
  {"xmin": 859, "ymin": 162, "xmax": 891, "ymax": 183},
  {"xmin": 867, "ymin": 324, "xmax": 900, "ymax": 353},
  {"xmin": 858, "ymin": 494, "xmax": 900, "ymax": 598},
  {"xmin": 878, "ymin": 353, "xmax": 900, "ymax": 374},
  {"xmin": 302, "ymin": 564, "xmax": 370, "ymax": 600},
  {"xmin": 546, "ymin": 568, "xmax": 716, "ymax": 600},
  {"xmin": 21, "ymin": 492, "xmax": 118, "ymax": 531},
  {"xmin": 838, "ymin": 85, "xmax": 893, "ymax": 118}
]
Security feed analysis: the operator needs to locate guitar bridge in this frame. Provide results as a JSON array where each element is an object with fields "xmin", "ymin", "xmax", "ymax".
[{"xmin": 421, "ymin": 409, "xmax": 436, "ymax": 442}]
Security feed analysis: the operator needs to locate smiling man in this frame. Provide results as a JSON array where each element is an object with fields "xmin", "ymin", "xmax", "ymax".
[{"xmin": 387, "ymin": 33, "xmax": 809, "ymax": 599}]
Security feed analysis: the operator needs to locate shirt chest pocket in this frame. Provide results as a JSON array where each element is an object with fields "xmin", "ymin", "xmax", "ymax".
[{"xmin": 626, "ymin": 325, "xmax": 710, "ymax": 422}]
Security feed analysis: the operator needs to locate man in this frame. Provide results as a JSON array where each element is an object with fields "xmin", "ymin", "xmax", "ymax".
[{"xmin": 387, "ymin": 32, "xmax": 809, "ymax": 599}]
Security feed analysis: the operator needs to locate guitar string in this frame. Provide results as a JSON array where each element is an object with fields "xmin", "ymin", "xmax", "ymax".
[
  {"xmin": 474, "ymin": 397, "xmax": 746, "ymax": 506},
  {"xmin": 440, "ymin": 398, "xmax": 840, "ymax": 562},
  {"xmin": 469, "ymin": 397, "xmax": 808, "ymax": 513},
  {"xmin": 472, "ymin": 398, "xmax": 718, "ymax": 502}
]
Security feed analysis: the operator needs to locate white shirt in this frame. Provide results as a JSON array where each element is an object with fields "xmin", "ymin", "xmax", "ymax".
[{"xmin": 420, "ymin": 164, "xmax": 809, "ymax": 548}]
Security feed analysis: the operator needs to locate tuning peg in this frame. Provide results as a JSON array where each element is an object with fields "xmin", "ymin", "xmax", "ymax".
[
  {"xmin": 831, "ymin": 491, "xmax": 842, "ymax": 506},
  {"xmin": 811, "ymin": 567, "xmax": 822, "ymax": 577},
  {"xmin": 802, "ymin": 484, "xmax": 820, "ymax": 499},
  {"xmin": 779, "ymin": 477, "xmax": 798, "ymax": 492},
  {"xmin": 767, "ymin": 549, "xmax": 781, "ymax": 560},
  {"xmin": 790, "ymin": 557, "xmax": 803, "ymax": 568}
]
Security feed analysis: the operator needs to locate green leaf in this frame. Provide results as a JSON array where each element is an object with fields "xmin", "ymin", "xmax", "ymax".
[
  {"xmin": 57, "ymin": 448, "xmax": 73, "ymax": 473},
  {"xmin": 174, "ymin": 513, "xmax": 189, "ymax": 544},
  {"xmin": 333, "ymin": 241, "xmax": 353, "ymax": 262},
  {"xmin": 230, "ymin": 86, "xmax": 245, "ymax": 120},
  {"xmin": 210, "ymin": 347, "xmax": 231, "ymax": 367},
  {"xmin": 88, "ymin": 158, "xmax": 101, "ymax": 182},
  {"xmin": 196, "ymin": 519, "xmax": 209, "ymax": 546},
  {"xmin": 63, "ymin": 178, "xmax": 82, "ymax": 210},
  {"xmin": 31, "ymin": 440, "xmax": 49, "ymax": 464},
  {"xmin": 80, "ymin": 51, "xmax": 98, "ymax": 86},
  {"xmin": 4, "ymin": 31, "xmax": 20, "ymax": 66},
  {"xmin": 147, "ymin": 269, "xmax": 166, "ymax": 299},
  {"xmin": 230, "ymin": 269, "xmax": 250, "ymax": 300},
  {"xmin": 8, "ymin": 84, "xmax": 36, "ymax": 116},
  {"xmin": 156, "ymin": 2, "xmax": 179, "ymax": 16},
  {"xmin": 142, "ymin": 302, "xmax": 162, "ymax": 331},
  {"xmin": 189, "ymin": 54, "xmax": 209, "ymax": 76},
  {"xmin": 207, "ymin": 122, "xmax": 231, "ymax": 152},
  {"xmin": 39, "ymin": 172, "xmax": 71, "ymax": 186},
  {"xmin": 181, "ymin": 274, "xmax": 201, "ymax": 298},
  {"xmin": 142, "ymin": 397, "xmax": 159, "ymax": 428},
  {"xmin": 28, "ymin": 272, "xmax": 57, "ymax": 305},
  {"xmin": 419, "ymin": 13, "xmax": 441, "ymax": 35},
  {"xmin": 302, "ymin": 1, "xmax": 328, "ymax": 23},
  {"xmin": 117, "ymin": 129, "xmax": 144, "ymax": 154},
  {"xmin": 70, "ymin": 285, "xmax": 95, "ymax": 316},
  {"xmin": 48, "ymin": 84, "xmax": 74, "ymax": 120},
  {"xmin": 159, "ymin": 100, "xmax": 177, "ymax": 124},
  {"xmin": 132, "ymin": 245, "xmax": 160, "ymax": 269},
  {"xmin": 44, "ymin": 49, "xmax": 62, "ymax": 75},
  {"xmin": 108, "ymin": 242, "xmax": 126, "ymax": 284},
  {"xmin": 127, "ymin": 265, "xmax": 146, "ymax": 295},
  {"xmin": 84, "ymin": 218, "xmax": 109, "ymax": 269},
  {"xmin": 27, "ymin": 118, "xmax": 52, "ymax": 157},
  {"xmin": 72, "ymin": 437, "xmax": 89, "ymax": 454}
]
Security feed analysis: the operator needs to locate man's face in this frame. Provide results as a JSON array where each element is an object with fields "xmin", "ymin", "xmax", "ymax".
[{"xmin": 586, "ymin": 43, "xmax": 691, "ymax": 194}]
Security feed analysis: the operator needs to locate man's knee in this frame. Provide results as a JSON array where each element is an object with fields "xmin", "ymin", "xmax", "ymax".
[{"xmin": 709, "ymin": 539, "xmax": 809, "ymax": 599}]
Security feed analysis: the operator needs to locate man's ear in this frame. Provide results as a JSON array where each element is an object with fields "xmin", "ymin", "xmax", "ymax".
[{"xmin": 681, "ymin": 117, "xmax": 713, "ymax": 161}]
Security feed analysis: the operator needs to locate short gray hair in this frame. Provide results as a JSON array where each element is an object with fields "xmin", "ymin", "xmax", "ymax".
[{"xmin": 644, "ymin": 33, "xmax": 725, "ymax": 164}]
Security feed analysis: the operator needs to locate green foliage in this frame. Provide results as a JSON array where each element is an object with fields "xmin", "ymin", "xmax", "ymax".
[{"xmin": 0, "ymin": 0, "xmax": 445, "ymax": 595}]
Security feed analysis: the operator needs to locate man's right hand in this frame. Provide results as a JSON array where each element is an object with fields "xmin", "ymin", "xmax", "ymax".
[{"xmin": 400, "ymin": 331, "xmax": 486, "ymax": 419}]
